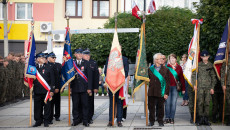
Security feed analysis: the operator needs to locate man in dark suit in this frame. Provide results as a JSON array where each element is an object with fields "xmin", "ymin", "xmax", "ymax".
[
  {"xmin": 47, "ymin": 52, "xmax": 62, "ymax": 123},
  {"xmin": 71, "ymin": 48, "xmax": 93, "ymax": 127},
  {"xmin": 33, "ymin": 52, "xmax": 55, "ymax": 127},
  {"xmin": 148, "ymin": 53, "xmax": 170, "ymax": 127},
  {"xmin": 82, "ymin": 49, "xmax": 99, "ymax": 124},
  {"xmin": 104, "ymin": 55, "xmax": 129, "ymax": 127}
]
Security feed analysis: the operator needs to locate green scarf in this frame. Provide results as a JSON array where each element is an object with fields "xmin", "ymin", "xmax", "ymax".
[
  {"xmin": 166, "ymin": 65, "xmax": 179, "ymax": 81},
  {"xmin": 149, "ymin": 65, "xmax": 166, "ymax": 97}
]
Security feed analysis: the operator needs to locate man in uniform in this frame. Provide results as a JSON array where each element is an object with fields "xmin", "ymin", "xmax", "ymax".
[
  {"xmin": 0, "ymin": 57, "xmax": 6, "ymax": 105},
  {"xmin": 6, "ymin": 52, "xmax": 16, "ymax": 102},
  {"xmin": 47, "ymin": 52, "xmax": 62, "ymax": 123},
  {"xmin": 71, "ymin": 48, "xmax": 92, "ymax": 127},
  {"xmin": 148, "ymin": 53, "xmax": 170, "ymax": 127},
  {"xmin": 192, "ymin": 50, "xmax": 216, "ymax": 126},
  {"xmin": 33, "ymin": 52, "xmax": 55, "ymax": 127},
  {"xmin": 212, "ymin": 78, "xmax": 223, "ymax": 123},
  {"xmin": 14, "ymin": 53, "xmax": 23, "ymax": 99},
  {"xmin": 82, "ymin": 49, "xmax": 99, "ymax": 124},
  {"xmin": 221, "ymin": 52, "xmax": 230, "ymax": 126}
]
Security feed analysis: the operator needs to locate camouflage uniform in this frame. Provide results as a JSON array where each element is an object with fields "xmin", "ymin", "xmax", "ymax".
[
  {"xmin": 187, "ymin": 84, "xmax": 195, "ymax": 122},
  {"xmin": 0, "ymin": 65, "xmax": 4, "ymax": 104},
  {"xmin": 0, "ymin": 66, "xmax": 8, "ymax": 104},
  {"xmin": 221, "ymin": 61, "xmax": 230, "ymax": 125},
  {"xmin": 15, "ymin": 61, "xmax": 23, "ymax": 98},
  {"xmin": 192, "ymin": 62, "xmax": 216, "ymax": 124}
]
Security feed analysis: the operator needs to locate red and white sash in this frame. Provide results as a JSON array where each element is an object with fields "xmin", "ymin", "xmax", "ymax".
[{"xmin": 36, "ymin": 70, "xmax": 51, "ymax": 103}]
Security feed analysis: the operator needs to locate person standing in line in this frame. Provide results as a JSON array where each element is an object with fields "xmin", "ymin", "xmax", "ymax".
[
  {"xmin": 164, "ymin": 54, "xmax": 185, "ymax": 124},
  {"xmin": 148, "ymin": 53, "xmax": 170, "ymax": 127},
  {"xmin": 180, "ymin": 54, "xmax": 189, "ymax": 106},
  {"xmin": 82, "ymin": 49, "xmax": 99, "ymax": 124}
]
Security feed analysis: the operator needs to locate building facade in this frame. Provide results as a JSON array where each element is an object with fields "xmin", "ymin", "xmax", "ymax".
[{"xmin": 0, "ymin": 0, "xmax": 200, "ymax": 57}]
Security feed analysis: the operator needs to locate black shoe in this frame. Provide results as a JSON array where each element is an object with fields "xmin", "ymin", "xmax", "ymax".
[
  {"xmin": 164, "ymin": 118, "xmax": 169, "ymax": 124},
  {"xmin": 83, "ymin": 123, "xmax": 89, "ymax": 127},
  {"xmin": 71, "ymin": 121, "xmax": 81, "ymax": 126},
  {"xmin": 148, "ymin": 122, "xmax": 154, "ymax": 126},
  {"xmin": 44, "ymin": 123, "xmax": 49, "ymax": 127},
  {"xmin": 89, "ymin": 120, "xmax": 93, "ymax": 124},
  {"xmin": 159, "ymin": 123, "xmax": 164, "ymax": 126},
  {"xmin": 55, "ymin": 118, "xmax": 60, "ymax": 121},
  {"xmin": 204, "ymin": 117, "xmax": 211, "ymax": 126},
  {"xmin": 107, "ymin": 122, "xmax": 112, "ymax": 127},
  {"xmin": 117, "ymin": 122, "xmax": 123, "ymax": 127},
  {"xmin": 48, "ymin": 121, "xmax": 53, "ymax": 124},
  {"xmin": 32, "ymin": 123, "xmax": 41, "ymax": 127}
]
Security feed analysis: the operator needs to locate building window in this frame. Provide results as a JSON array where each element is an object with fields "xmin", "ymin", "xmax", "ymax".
[
  {"xmin": 0, "ymin": 3, "xmax": 4, "ymax": 20},
  {"xmin": 65, "ymin": 0, "xmax": 82, "ymax": 18},
  {"xmin": 92, "ymin": 0, "xmax": 109, "ymax": 18},
  {"xmin": 15, "ymin": 3, "xmax": 32, "ymax": 20}
]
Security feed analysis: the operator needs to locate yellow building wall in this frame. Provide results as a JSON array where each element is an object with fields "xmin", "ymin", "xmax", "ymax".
[{"xmin": 54, "ymin": 0, "xmax": 122, "ymax": 30}]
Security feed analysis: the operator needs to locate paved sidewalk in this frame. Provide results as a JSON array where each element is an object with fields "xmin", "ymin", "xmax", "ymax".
[{"xmin": 0, "ymin": 96, "xmax": 229, "ymax": 130}]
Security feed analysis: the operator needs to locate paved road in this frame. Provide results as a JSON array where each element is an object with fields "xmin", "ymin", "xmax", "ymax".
[{"xmin": 0, "ymin": 96, "xmax": 229, "ymax": 130}]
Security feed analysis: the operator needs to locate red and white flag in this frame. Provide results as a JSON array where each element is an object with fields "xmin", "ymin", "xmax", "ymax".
[
  {"xmin": 132, "ymin": 1, "xmax": 141, "ymax": 20},
  {"xmin": 148, "ymin": 0, "xmax": 156, "ymax": 14}
]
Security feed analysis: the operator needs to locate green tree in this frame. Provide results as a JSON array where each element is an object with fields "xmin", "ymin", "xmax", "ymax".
[
  {"xmin": 195, "ymin": 0, "xmax": 230, "ymax": 60},
  {"xmin": 71, "ymin": 7, "xmax": 196, "ymax": 66}
]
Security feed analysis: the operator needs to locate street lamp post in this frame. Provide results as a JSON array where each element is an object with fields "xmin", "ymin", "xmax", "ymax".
[{"xmin": 2, "ymin": 0, "xmax": 8, "ymax": 57}]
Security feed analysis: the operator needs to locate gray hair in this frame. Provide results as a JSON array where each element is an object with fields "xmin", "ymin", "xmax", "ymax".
[{"xmin": 153, "ymin": 53, "xmax": 162, "ymax": 61}]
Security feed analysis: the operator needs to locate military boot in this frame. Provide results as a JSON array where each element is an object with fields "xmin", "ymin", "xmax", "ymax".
[
  {"xmin": 212, "ymin": 115, "xmax": 217, "ymax": 123},
  {"xmin": 226, "ymin": 115, "xmax": 230, "ymax": 126},
  {"xmin": 190, "ymin": 112, "xmax": 194, "ymax": 123},
  {"xmin": 204, "ymin": 116, "xmax": 211, "ymax": 126},
  {"xmin": 197, "ymin": 116, "xmax": 204, "ymax": 126}
]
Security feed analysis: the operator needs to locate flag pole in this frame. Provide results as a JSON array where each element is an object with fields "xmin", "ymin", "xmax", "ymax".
[
  {"xmin": 29, "ymin": 18, "xmax": 34, "ymax": 127},
  {"xmin": 142, "ymin": 11, "xmax": 148, "ymax": 126},
  {"xmin": 66, "ymin": 12, "xmax": 71, "ymax": 126},
  {"xmin": 222, "ymin": 19, "xmax": 230, "ymax": 125},
  {"xmin": 111, "ymin": 12, "xmax": 118, "ymax": 127},
  {"xmin": 193, "ymin": 23, "xmax": 200, "ymax": 123}
]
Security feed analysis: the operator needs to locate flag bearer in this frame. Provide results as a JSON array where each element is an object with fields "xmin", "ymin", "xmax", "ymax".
[
  {"xmin": 192, "ymin": 50, "xmax": 216, "ymax": 126},
  {"xmin": 221, "ymin": 52, "xmax": 230, "ymax": 126},
  {"xmin": 33, "ymin": 52, "xmax": 55, "ymax": 127},
  {"xmin": 71, "ymin": 48, "xmax": 92, "ymax": 127}
]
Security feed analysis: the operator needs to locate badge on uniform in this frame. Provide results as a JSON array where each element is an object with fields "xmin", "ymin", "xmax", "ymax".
[
  {"xmin": 43, "ymin": 69, "xmax": 45, "ymax": 74},
  {"xmin": 81, "ymin": 66, "xmax": 84, "ymax": 71}
]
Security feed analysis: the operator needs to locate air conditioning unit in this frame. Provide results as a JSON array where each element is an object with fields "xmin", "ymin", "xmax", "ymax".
[
  {"xmin": 40, "ymin": 22, "xmax": 52, "ymax": 33},
  {"xmin": 53, "ymin": 34, "xmax": 65, "ymax": 42}
]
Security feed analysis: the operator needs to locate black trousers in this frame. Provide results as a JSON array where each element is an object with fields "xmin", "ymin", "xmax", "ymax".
[
  {"xmin": 72, "ymin": 92, "xmax": 89, "ymax": 124},
  {"xmin": 49, "ymin": 92, "xmax": 61, "ymax": 122},
  {"xmin": 88, "ymin": 92, "xmax": 94, "ymax": 121},
  {"xmin": 34, "ymin": 94, "xmax": 51, "ymax": 124},
  {"xmin": 148, "ymin": 96, "xmax": 165, "ymax": 124},
  {"xmin": 123, "ymin": 107, "xmax": 127, "ymax": 119}
]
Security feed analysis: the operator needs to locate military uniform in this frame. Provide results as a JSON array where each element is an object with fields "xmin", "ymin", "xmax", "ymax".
[
  {"xmin": 33, "ymin": 53, "xmax": 55, "ymax": 127},
  {"xmin": 192, "ymin": 61, "xmax": 216, "ymax": 125},
  {"xmin": 212, "ymin": 78, "xmax": 223, "ymax": 123},
  {"xmin": 6, "ymin": 60, "xmax": 15, "ymax": 101},
  {"xmin": 71, "ymin": 56, "xmax": 92, "ymax": 126},
  {"xmin": 47, "ymin": 54, "xmax": 62, "ymax": 123},
  {"xmin": 221, "ymin": 60, "xmax": 230, "ymax": 125},
  {"xmin": 0, "ymin": 64, "xmax": 5, "ymax": 104},
  {"xmin": 15, "ymin": 61, "xmax": 22, "ymax": 98}
]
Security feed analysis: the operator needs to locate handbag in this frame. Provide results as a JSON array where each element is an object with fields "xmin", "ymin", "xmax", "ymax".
[{"xmin": 173, "ymin": 76, "xmax": 181, "ymax": 91}]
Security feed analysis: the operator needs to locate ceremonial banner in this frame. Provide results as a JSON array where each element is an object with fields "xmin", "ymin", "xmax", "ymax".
[
  {"xmin": 183, "ymin": 19, "xmax": 202, "ymax": 87},
  {"xmin": 105, "ymin": 29, "xmax": 125, "ymax": 94},
  {"xmin": 24, "ymin": 32, "xmax": 36, "ymax": 90},
  {"xmin": 133, "ymin": 24, "xmax": 149, "ymax": 97},
  {"xmin": 214, "ymin": 19, "xmax": 230, "ymax": 79},
  {"xmin": 60, "ymin": 28, "xmax": 75, "ymax": 92},
  {"xmin": 148, "ymin": 0, "xmax": 156, "ymax": 14}
]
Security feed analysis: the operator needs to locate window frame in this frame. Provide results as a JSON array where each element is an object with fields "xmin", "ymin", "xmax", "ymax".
[
  {"xmin": 65, "ymin": 0, "xmax": 83, "ymax": 18},
  {"xmin": 92, "ymin": 0, "xmax": 110, "ymax": 19},
  {"xmin": 15, "ymin": 3, "xmax": 33, "ymax": 21}
]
